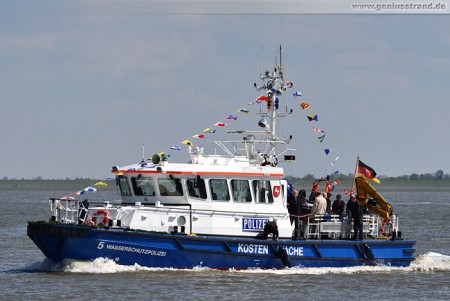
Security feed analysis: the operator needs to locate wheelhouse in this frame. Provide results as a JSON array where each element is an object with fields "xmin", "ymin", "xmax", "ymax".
[{"xmin": 115, "ymin": 172, "xmax": 287, "ymax": 207}]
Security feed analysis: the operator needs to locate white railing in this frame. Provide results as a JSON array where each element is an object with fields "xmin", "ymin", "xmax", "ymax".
[
  {"xmin": 297, "ymin": 214, "xmax": 380, "ymax": 239},
  {"xmin": 49, "ymin": 198, "xmax": 81, "ymax": 224}
]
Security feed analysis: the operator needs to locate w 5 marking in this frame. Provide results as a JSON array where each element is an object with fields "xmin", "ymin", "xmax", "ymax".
[{"xmin": 97, "ymin": 241, "xmax": 105, "ymax": 250}]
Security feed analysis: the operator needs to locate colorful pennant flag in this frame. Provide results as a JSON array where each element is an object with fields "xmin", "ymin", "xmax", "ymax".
[
  {"xmin": 293, "ymin": 91, "xmax": 302, "ymax": 97},
  {"xmin": 94, "ymin": 181, "xmax": 108, "ymax": 186},
  {"xmin": 170, "ymin": 146, "xmax": 181, "ymax": 150},
  {"xmin": 238, "ymin": 108, "xmax": 249, "ymax": 114},
  {"xmin": 256, "ymin": 95, "xmax": 270, "ymax": 101},
  {"xmin": 318, "ymin": 135, "xmax": 325, "ymax": 143},
  {"xmin": 203, "ymin": 128, "xmax": 216, "ymax": 134},
  {"xmin": 226, "ymin": 115, "xmax": 237, "ymax": 120},
  {"xmin": 331, "ymin": 156, "xmax": 340, "ymax": 166},
  {"xmin": 324, "ymin": 149, "xmax": 332, "ymax": 155},
  {"xmin": 313, "ymin": 127, "xmax": 325, "ymax": 133},
  {"xmin": 182, "ymin": 140, "xmax": 194, "ymax": 146},
  {"xmin": 286, "ymin": 81, "xmax": 294, "ymax": 88},
  {"xmin": 307, "ymin": 115, "xmax": 318, "ymax": 122},
  {"xmin": 73, "ymin": 186, "xmax": 97, "ymax": 195},
  {"xmin": 193, "ymin": 134, "xmax": 206, "ymax": 139},
  {"xmin": 300, "ymin": 102, "xmax": 311, "ymax": 110},
  {"xmin": 344, "ymin": 189, "xmax": 356, "ymax": 195},
  {"xmin": 215, "ymin": 122, "xmax": 227, "ymax": 127}
]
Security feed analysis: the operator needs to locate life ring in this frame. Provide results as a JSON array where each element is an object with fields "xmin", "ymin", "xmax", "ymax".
[
  {"xmin": 92, "ymin": 209, "xmax": 110, "ymax": 226},
  {"xmin": 380, "ymin": 218, "xmax": 392, "ymax": 236}
]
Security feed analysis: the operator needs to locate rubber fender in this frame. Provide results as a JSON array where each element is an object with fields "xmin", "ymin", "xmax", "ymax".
[
  {"xmin": 277, "ymin": 247, "xmax": 292, "ymax": 268},
  {"xmin": 363, "ymin": 243, "xmax": 377, "ymax": 265}
]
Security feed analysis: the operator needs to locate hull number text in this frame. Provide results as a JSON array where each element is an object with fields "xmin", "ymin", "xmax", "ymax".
[{"xmin": 97, "ymin": 241, "xmax": 167, "ymax": 257}]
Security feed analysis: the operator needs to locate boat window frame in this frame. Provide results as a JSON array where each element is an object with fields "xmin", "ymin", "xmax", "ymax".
[
  {"xmin": 209, "ymin": 178, "xmax": 231, "ymax": 202},
  {"xmin": 231, "ymin": 179, "xmax": 252, "ymax": 203},
  {"xmin": 281, "ymin": 183, "xmax": 286, "ymax": 200},
  {"xmin": 157, "ymin": 176, "xmax": 184, "ymax": 197},
  {"xmin": 130, "ymin": 176, "xmax": 156, "ymax": 196},
  {"xmin": 186, "ymin": 177, "xmax": 207, "ymax": 200},
  {"xmin": 117, "ymin": 176, "xmax": 132, "ymax": 196},
  {"xmin": 252, "ymin": 179, "xmax": 274, "ymax": 204}
]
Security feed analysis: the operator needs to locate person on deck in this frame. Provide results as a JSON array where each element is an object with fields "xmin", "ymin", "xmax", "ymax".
[
  {"xmin": 309, "ymin": 180, "xmax": 321, "ymax": 202},
  {"xmin": 332, "ymin": 194, "xmax": 346, "ymax": 216},
  {"xmin": 308, "ymin": 192, "xmax": 327, "ymax": 237},
  {"xmin": 347, "ymin": 194, "xmax": 364, "ymax": 240},
  {"xmin": 258, "ymin": 218, "xmax": 279, "ymax": 241},
  {"xmin": 287, "ymin": 188, "xmax": 299, "ymax": 225},
  {"xmin": 325, "ymin": 192, "xmax": 333, "ymax": 214},
  {"xmin": 296, "ymin": 189, "xmax": 310, "ymax": 238},
  {"xmin": 325, "ymin": 175, "xmax": 333, "ymax": 194},
  {"xmin": 297, "ymin": 189, "xmax": 311, "ymax": 217},
  {"xmin": 311, "ymin": 192, "xmax": 327, "ymax": 216}
]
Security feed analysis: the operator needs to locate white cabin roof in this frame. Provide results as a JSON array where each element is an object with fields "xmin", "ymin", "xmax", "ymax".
[{"xmin": 117, "ymin": 159, "xmax": 284, "ymax": 178}]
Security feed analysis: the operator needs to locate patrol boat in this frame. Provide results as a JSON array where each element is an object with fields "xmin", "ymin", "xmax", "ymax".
[{"xmin": 28, "ymin": 46, "xmax": 415, "ymax": 269}]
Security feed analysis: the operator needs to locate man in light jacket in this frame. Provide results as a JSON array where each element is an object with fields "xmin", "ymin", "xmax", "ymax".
[{"xmin": 311, "ymin": 192, "xmax": 327, "ymax": 215}]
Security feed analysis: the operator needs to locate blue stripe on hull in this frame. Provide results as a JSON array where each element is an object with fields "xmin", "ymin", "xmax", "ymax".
[{"xmin": 28, "ymin": 223, "xmax": 415, "ymax": 269}]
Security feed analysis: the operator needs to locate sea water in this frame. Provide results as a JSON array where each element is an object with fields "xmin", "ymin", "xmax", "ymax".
[{"xmin": 1, "ymin": 188, "xmax": 449, "ymax": 300}]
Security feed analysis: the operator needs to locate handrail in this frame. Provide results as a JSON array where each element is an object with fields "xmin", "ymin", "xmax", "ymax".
[{"xmin": 291, "ymin": 213, "xmax": 380, "ymax": 240}]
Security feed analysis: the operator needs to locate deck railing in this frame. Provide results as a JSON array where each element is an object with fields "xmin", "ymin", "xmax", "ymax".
[{"xmin": 294, "ymin": 214, "xmax": 380, "ymax": 239}]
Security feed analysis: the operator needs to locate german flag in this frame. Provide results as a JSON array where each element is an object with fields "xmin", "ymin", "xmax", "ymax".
[{"xmin": 358, "ymin": 160, "xmax": 380, "ymax": 184}]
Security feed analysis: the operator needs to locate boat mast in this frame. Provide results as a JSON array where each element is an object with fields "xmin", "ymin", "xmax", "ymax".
[
  {"xmin": 267, "ymin": 45, "xmax": 284, "ymax": 157},
  {"xmin": 248, "ymin": 44, "xmax": 293, "ymax": 166},
  {"xmin": 270, "ymin": 44, "xmax": 283, "ymax": 140}
]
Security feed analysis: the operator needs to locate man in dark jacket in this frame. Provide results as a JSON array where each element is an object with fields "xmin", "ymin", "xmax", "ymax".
[
  {"xmin": 259, "ymin": 218, "xmax": 279, "ymax": 241},
  {"xmin": 295, "ymin": 189, "xmax": 309, "ymax": 238},
  {"xmin": 287, "ymin": 189, "xmax": 298, "ymax": 225},
  {"xmin": 347, "ymin": 195, "xmax": 364, "ymax": 240},
  {"xmin": 332, "ymin": 194, "xmax": 345, "ymax": 216}
]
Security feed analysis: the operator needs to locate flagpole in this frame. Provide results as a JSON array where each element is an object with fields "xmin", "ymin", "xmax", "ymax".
[{"xmin": 350, "ymin": 156, "xmax": 360, "ymax": 194}]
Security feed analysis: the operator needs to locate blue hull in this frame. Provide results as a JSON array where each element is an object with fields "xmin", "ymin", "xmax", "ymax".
[{"xmin": 28, "ymin": 223, "xmax": 415, "ymax": 269}]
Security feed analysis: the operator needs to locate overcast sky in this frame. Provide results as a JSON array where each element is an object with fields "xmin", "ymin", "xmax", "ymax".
[{"xmin": 1, "ymin": 1, "xmax": 449, "ymax": 179}]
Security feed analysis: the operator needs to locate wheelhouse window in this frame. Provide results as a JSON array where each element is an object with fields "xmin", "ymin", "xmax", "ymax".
[
  {"xmin": 209, "ymin": 179, "xmax": 230, "ymax": 201},
  {"xmin": 231, "ymin": 179, "xmax": 252, "ymax": 203},
  {"xmin": 117, "ymin": 177, "xmax": 131, "ymax": 196},
  {"xmin": 186, "ymin": 177, "xmax": 207, "ymax": 200},
  {"xmin": 252, "ymin": 180, "xmax": 274, "ymax": 203},
  {"xmin": 131, "ymin": 176, "xmax": 155, "ymax": 196},
  {"xmin": 157, "ymin": 177, "xmax": 183, "ymax": 196}
]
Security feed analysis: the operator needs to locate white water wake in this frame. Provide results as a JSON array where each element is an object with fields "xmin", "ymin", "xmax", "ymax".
[
  {"xmin": 237, "ymin": 252, "xmax": 450, "ymax": 275},
  {"xmin": 23, "ymin": 252, "xmax": 450, "ymax": 274}
]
